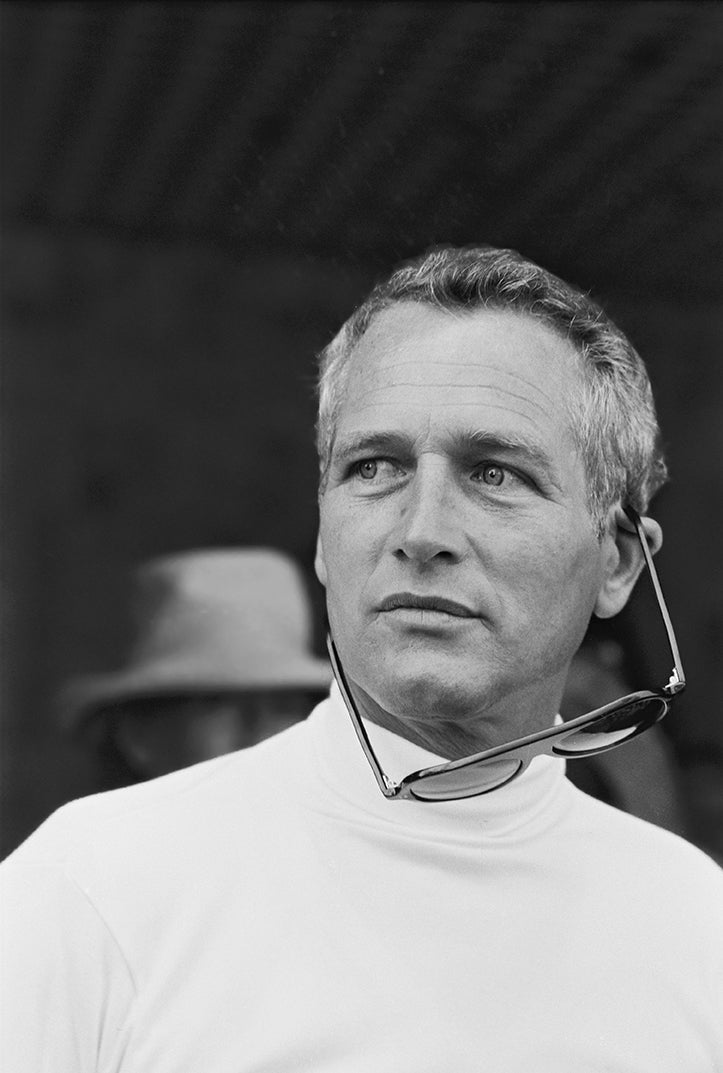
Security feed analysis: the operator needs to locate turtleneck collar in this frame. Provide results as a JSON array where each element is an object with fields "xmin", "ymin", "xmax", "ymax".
[{"xmin": 304, "ymin": 683, "xmax": 571, "ymax": 843}]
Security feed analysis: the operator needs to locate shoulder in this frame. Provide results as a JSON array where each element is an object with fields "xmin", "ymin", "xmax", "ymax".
[
  {"xmin": 0, "ymin": 718, "xmax": 323, "ymax": 999},
  {"xmin": 2, "ymin": 717, "xmax": 314, "ymax": 878},
  {"xmin": 563, "ymin": 780, "xmax": 723, "ymax": 911}
]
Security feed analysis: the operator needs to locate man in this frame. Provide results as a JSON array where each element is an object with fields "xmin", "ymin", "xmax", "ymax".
[
  {"xmin": 60, "ymin": 547, "xmax": 330, "ymax": 786},
  {"xmin": 2, "ymin": 245, "xmax": 721, "ymax": 1070}
]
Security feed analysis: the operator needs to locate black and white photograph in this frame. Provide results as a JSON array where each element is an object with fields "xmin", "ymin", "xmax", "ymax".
[{"xmin": 1, "ymin": 2, "xmax": 722, "ymax": 1068}]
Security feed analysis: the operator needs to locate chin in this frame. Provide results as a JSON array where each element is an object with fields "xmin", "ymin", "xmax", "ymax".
[{"xmin": 377, "ymin": 664, "xmax": 489, "ymax": 724}]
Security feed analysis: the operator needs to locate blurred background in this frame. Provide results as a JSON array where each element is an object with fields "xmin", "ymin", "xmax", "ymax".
[{"xmin": 1, "ymin": 0, "xmax": 721, "ymax": 859}]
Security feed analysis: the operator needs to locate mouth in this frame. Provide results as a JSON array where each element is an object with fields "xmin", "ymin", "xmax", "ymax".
[{"xmin": 377, "ymin": 593, "xmax": 477, "ymax": 618}]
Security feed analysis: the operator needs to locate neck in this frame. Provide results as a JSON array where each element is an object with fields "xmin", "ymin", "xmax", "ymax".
[
  {"xmin": 345, "ymin": 675, "xmax": 562, "ymax": 762},
  {"xmin": 350, "ymin": 681, "xmax": 481, "ymax": 759},
  {"xmin": 310, "ymin": 687, "xmax": 571, "ymax": 837},
  {"xmin": 326, "ymin": 634, "xmax": 566, "ymax": 762}
]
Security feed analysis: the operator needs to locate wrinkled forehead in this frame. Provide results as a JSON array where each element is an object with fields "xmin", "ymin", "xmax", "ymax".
[
  {"xmin": 352, "ymin": 296, "xmax": 582, "ymax": 364},
  {"xmin": 339, "ymin": 301, "xmax": 586, "ymax": 426}
]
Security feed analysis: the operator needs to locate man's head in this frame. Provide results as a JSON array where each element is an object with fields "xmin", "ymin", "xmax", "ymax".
[
  {"xmin": 313, "ymin": 246, "xmax": 666, "ymax": 754},
  {"xmin": 317, "ymin": 245, "xmax": 666, "ymax": 535}
]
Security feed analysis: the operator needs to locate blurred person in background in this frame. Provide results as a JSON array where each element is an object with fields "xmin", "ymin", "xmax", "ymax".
[
  {"xmin": 61, "ymin": 547, "xmax": 331, "ymax": 786},
  {"xmin": 2, "ymin": 245, "xmax": 722, "ymax": 1071}
]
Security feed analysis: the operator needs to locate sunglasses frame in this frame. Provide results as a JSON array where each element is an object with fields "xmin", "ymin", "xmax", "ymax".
[{"xmin": 327, "ymin": 507, "xmax": 686, "ymax": 802}]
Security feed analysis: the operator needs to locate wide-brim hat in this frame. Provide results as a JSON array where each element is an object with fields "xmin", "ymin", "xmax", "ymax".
[{"xmin": 61, "ymin": 547, "xmax": 331, "ymax": 731}]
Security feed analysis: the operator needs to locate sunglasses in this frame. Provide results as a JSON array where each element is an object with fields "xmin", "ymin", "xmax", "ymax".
[{"xmin": 327, "ymin": 507, "xmax": 685, "ymax": 802}]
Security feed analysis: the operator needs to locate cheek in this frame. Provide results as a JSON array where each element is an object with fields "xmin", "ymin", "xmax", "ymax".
[
  {"xmin": 319, "ymin": 500, "xmax": 371, "ymax": 574},
  {"xmin": 317, "ymin": 514, "xmax": 357, "ymax": 606},
  {"xmin": 318, "ymin": 510, "xmax": 381, "ymax": 630},
  {"xmin": 504, "ymin": 531, "xmax": 602, "ymax": 626},
  {"xmin": 316, "ymin": 502, "xmax": 342, "ymax": 584}
]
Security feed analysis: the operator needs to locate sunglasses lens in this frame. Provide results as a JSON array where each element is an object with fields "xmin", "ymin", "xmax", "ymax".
[
  {"xmin": 555, "ymin": 696, "xmax": 667, "ymax": 756},
  {"xmin": 408, "ymin": 757, "xmax": 523, "ymax": 801}
]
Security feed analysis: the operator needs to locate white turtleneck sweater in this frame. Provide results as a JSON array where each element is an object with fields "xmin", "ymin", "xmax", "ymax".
[{"xmin": 2, "ymin": 685, "xmax": 722, "ymax": 1072}]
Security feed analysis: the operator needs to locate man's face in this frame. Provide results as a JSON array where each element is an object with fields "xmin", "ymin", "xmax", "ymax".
[{"xmin": 316, "ymin": 302, "xmax": 617, "ymax": 748}]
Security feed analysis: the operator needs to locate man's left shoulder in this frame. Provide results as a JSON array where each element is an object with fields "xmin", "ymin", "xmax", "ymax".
[{"xmin": 565, "ymin": 781, "xmax": 723, "ymax": 894}]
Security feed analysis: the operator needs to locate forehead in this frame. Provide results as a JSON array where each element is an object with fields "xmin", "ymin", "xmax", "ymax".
[{"xmin": 339, "ymin": 302, "xmax": 585, "ymax": 438}]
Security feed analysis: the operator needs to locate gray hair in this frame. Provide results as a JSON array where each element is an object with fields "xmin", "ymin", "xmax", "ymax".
[{"xmin": 316, "ymin": 244, "xmax": 667, "ymax": 535}]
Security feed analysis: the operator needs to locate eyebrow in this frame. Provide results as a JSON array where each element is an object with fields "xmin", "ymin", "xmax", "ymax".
[
  {"xmin": 452, "ymin": 429, "xmax": 556, "ymax": 472},
  {"xmin": 331, "ymin": 432, "xmax": 412, "ymax": 467},
  {"xmin": 332, "ymin": 429, "xmax": 556, "ymax": 472}
]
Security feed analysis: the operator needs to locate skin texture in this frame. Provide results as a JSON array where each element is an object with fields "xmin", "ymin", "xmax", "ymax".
[{"xmin": 315, "ymin": 302, "xmax": 661, "ymax": 760}]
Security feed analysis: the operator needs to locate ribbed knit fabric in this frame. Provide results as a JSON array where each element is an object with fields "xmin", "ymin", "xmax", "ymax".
[{"xmin": 2, "ymin": 685, "xmax": 722, "ymax": 1072}]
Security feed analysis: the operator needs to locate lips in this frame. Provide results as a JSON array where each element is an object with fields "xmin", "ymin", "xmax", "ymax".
[{"xmin": 378, "ymin": 592, "xmax": 476, "ymax": 618}]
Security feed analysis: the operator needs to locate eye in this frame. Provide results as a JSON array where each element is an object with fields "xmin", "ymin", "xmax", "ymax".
[
  {"xmin": 480, "ymin": 464, "xmax": 505, "ymax": 486},
  {"xmin": 356, "ymin": 459, "xmax": 379, "ymax": 480}
]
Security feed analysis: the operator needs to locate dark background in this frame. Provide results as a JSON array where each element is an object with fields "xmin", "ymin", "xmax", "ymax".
[{"xmin": 1, "ymin": 0, "xmax": 722, "ymax": 858}]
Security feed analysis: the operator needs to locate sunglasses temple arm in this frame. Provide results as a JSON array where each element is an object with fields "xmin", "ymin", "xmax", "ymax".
[
  {"xmin": 626, "ymin": 508, "xmax": 686, "ymax": 693},
  {"xmin": 325, "ymin": 635, "xmax": 397, "ymax": 795}
]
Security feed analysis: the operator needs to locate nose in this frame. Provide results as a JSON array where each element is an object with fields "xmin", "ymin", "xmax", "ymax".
[{"xmin": 393, "ymin": 458, "xmax": 465, "ymax": 564}]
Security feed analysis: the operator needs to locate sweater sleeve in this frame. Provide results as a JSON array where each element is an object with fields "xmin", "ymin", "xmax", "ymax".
[{"xmin": 0, "ymin": 860, "xmax": 136, "ymax": 1073}]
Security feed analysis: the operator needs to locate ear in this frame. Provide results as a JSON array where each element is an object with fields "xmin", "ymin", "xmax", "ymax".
[
  {"xmin": 113, "ymin": 719, "xmax": 154, "ymax": 775},
  {"xmin": 314, "ymin": 531, "xmax": 327, "ymax": 587},
  {"xmin": 594, "ymin": 512, "xmax": 663, "ymax": 620}
]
